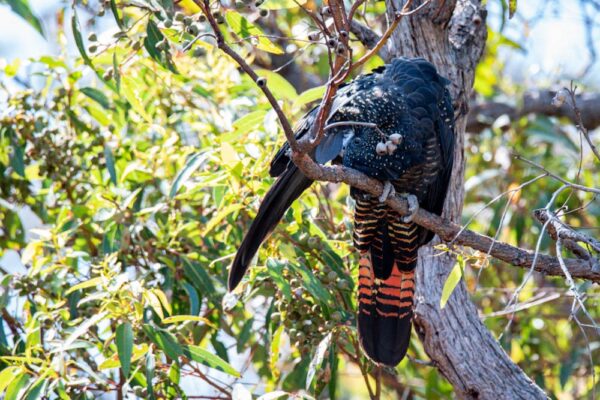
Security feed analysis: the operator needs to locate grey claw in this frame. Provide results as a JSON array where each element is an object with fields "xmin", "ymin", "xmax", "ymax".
[
  {"xmin": 400, "ymin": 193, "xmax": 419, "ymax": 223},
  {"xmin": 379, "ymin": 181, "xmax": 395, "ymax": 203}
]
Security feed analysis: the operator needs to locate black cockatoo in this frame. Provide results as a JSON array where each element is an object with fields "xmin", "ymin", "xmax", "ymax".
[{"xmin": 227, "ymin": 57, "xmax": 455, "ymax": 367}]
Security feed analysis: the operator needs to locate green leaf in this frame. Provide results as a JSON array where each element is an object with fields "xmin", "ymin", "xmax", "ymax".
[
  {"xmin": 231, "ymin": 110, "xmax": 267, "ymax": 134},
  {"xmin": 0, "ymin": 367, "xmax": 21, "ymax": 393},
  {"xmin": 4, "ymin": 373, "xmax": 30, "ymax": 400},
  {"xmin": 270, "ymin": 325, "xmax": 283, "ymax": 374},
  {"xmin": 144, "ymin": 19, "xmax": 177, "ymax": 73},
  {"xmin": 3, "ymin": 0, "xmax": 44, "ymax": 37},
  {"xmin": 293, "ymin": 85, "xmax": 326, "ymax": 110},
  {"xmin": 143, "ymin": 325, "xmax": 183, "ymax": 361},
  {"xmin": 508, "ymin": 0, "xmax": 517, "ymax": 18},
  {"xmin": 440, "ymin": 257, "xmax": 465, "ymax": 309},
  {"xmin": 116, "ymin": 322, "xmax": 134, "ymax": 378},
  {"xmin": 202, "ymin": 204, "xmax": 243, "ymax": 235},
  {"xmin": 183, "ymin": 345, "xmax": 240, "ymax": 377},
  {"xmin": 255, "ymin": 69, "xmax": 297, "ymax": 102},
  {"xmin": 64, "ymin": 277, "xmax": 103, "ymax": 295},
  {"xmin": 236, "ymin": 318, "xmax": 253, "ymax": 353},
  {"xmin": 81, "ymin": 87, "xmax": 111, "ymax": 109},
  {"xmin": 169, "ymin": 152, "xmax": 209, "ymax": 198},
  {"xmin": 104, "ymin": 145, "xmax": 118, "ymax": 185},
  {"xmin": 162, "ymin": 315, "xmax": 214, "ymax": 328},
  {"xmin": 24, "ymin": 378, "xmax": 47, "ymax": 400},
  {"xmin": 182, "ymin": 282, "xmax": 200, "ymax": 315},
  {"xmin": 266, "ymin": 259, "xmax": 292, "ymax": 300},
  {"xmin": 225, "ymin": 11, "xmax": 283, "ymax": 54},
  {"xmin": 109, "ymin": 0, "xmax": 125, "ymax": 29},
  {"xmin": 121, "ymin": 76, "xmax": 152, "ymax": 123},
  {"xmin": 182, "ymin": 258, "xmax": 215, "ymax": 297},
  {"xmin": 9, "ymin": 144, "xmax": 25, "ymax": 177},
  {"xmin": 61, "ymin": 311, "xmax": 108, "ymax": 350},
  {"xmin": 260, "ymin": 0, "xmax": 307, "ymax": 9},
  {"xmin": 306, "ymin": 332, "xmax": 331, "ymax": 389},
  {"xmin": 71, "ymin": 7, "xmax": 92, "ymax": 65},
  {"xmin": 146, "ymin": 350, "xmax": 156, "ymax": 400},
  {"xmin": 290, "ymin": 262, "xmax": 332, "ymax": 305}
]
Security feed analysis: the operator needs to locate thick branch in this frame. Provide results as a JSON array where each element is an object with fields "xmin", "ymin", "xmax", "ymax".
[
  {"xmin": 467, "ymin": 90, "xmax": 600, "ymax": 133},
  {"xmin": 292, "ymin": 153, "xmax": 600, "ymax": 283}
]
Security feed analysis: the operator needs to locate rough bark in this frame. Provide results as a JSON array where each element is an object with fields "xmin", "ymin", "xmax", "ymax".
[{"xmin": 384, "ymin": 1, "xmax": 548, "ymax": 398}]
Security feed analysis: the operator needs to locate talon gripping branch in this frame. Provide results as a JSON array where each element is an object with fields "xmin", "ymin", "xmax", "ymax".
[{"xmin": 228, "ymin": 58, "xmax": 455, "ymax": 366}]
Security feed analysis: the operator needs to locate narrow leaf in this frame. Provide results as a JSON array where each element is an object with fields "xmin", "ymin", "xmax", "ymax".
[
  {"xmin": 440, "ymin": 258, "xmax": 464, "ymax": 309},
  {"xmin": 104, "ymin": 145, "xmax": 117, "ymax": 185},
  {"xmin": 65, "ymin": 277, "xmax": 103, "ymax": 295},
  {"xmin": 71, "ymin": 7, "xmax": 91, "ymax": 65},
  {"xmin": 183, "ymin": 345, "xmax": 240, "ymax": 377},
  {"xmin": 4, "ymin": 0, "xmax": 44, "ymax": 36},
  {"xmin": 162, "ymin": 315, "xmax": 214, "ymax": 327},
  {"xmin": 306, "ymin": 332, "xmax": 331, "ymax": 389},
  {"xmin": 145, "ymin": 349, "xmax": 156, "ymax": 400},
  {"xmin": 80, "ymin": 87, "xmax": 111, "ymax": 109},
  {"xmin": 116, "ymin": 322, "xmax": 134, "ymax": 378},
  {"xmin": 0, "ymin": 367, "xmax": 21, "ymax": 393},
  {"xmin": 169, "ymin": 152, "xmax": 209, "ymax": 198}
]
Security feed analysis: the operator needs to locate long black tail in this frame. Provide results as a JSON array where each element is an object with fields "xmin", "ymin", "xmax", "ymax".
[{"xmin": 228, "ymin": 165, "xmax": 313, "ymax": 290}]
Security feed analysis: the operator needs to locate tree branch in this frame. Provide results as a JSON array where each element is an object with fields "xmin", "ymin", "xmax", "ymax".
[
  {"xmin": 292, "ymin": 153, "xmax": 600, "ymax": 283},
  {"xmin": 467, "ymin": 89, "xmax": 600, "ymax": 133}
]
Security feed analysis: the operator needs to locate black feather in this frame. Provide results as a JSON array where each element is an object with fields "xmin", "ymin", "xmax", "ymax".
[{"xmin": 228, "ymin": 166, "xmax": 312, "ymax": 290}]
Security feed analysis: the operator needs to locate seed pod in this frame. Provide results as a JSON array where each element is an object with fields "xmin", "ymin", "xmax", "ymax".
[
  {"xmin": 338, "ymin": 30, "xmax": 348, "ymax": 39},
  {"xmin": 102, "ymin": 68, "xmax": 113, "ymax": 81},
  {"xmin": 327, "ymin": 37, "xmax": 337, "ymax": 48},
  {"xmin": 199, "ymin": 14, "xmax": 207, "ymax": 22},
  {"xmin": 389, "ymin": 133, "xmax": 402, "ymax": 144},
  {"xmin": 321, "ymin": 6, "xmax": 331, "ymax": 15},
  {"xmin": 187, "ymin": 24, "xmax": 200, "ymax": 35},
  {"xmin": 336, "ymin": 280, "xmax": 349, "ymax": 290},
  {"xmin": 163, "ymin": 19, "xmax": 173, "ymax": 28},
  {"xmin": 307, "ymin": 31, "xmax": 321, "ymax": 41},
  {"xmin": 335, "ymin": 43, "xmax": 346, "ymax": 56},
  {"xmin": 88, "ymin": 33, "xmax": 97, "ymax": 42},
  {"xmin": 88, "ymin": 44, "xmax": 98, "ymax": 53},
  {"xmin": 307, "ymin": 236, "xmax": 320, "ymax": 249},
  {"xmin": 327, "ymin": 271, "xmax": 337, "ymax": 281},
  {"xmin": 183, "ymin": 16, "xmax": 193, "ymax": 25},
  {"xmin": 216, "ymin": 15, "xmax": 225, "ymax": 24},
  {"xmin": 174, "ymin": 12, "xmax": 185, "ymax": 21},
  {"xmin": 193, "ymin": 47, "xmax": 206, "ymax": 57},
  {"xmin": 256, "ymin": 77, "xmax": 267, "ymax": 87},
  {"xmin": 259, "ymin": 9, "xmax": 269, "ymax": 17},
  {"xmin": 375, "ymin": 142, "xmax": 387, "ymax": 155}
]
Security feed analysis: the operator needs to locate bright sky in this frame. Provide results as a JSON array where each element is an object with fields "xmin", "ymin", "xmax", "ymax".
[{"xmin": 0, "ymin": 0, "xmax": 599, "ymax": 87}]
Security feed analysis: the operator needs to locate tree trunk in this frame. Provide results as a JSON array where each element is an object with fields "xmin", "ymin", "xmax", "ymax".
[{"xmin": 385, "ymin": 1, "xmax": 548, "ymax": 398}]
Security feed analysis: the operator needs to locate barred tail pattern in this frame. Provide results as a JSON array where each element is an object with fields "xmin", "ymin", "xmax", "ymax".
[{"xmin": 354, "ymin": 198, "xmax": 419, "ymax": 366}]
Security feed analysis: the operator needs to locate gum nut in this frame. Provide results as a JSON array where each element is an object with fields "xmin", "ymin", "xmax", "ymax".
[
  {"xmin": 389, "ymin": 133, "xmax": 402, "ymax": 144},
  {"xmin": 376, "ymin": 142, "xmax": 387, "ymax": 155}
]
